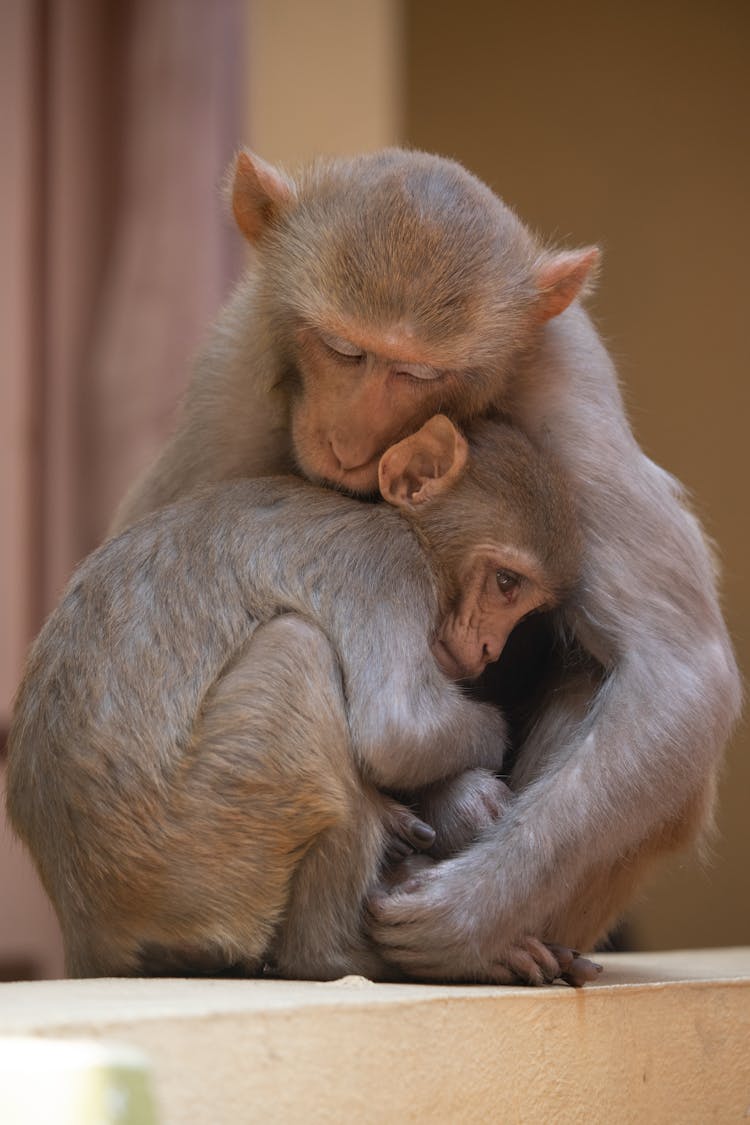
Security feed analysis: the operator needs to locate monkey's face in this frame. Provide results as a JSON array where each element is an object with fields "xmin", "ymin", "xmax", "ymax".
[
  {"xmin": 433, "ymin": 545, "xmax": 553, "ymax": 681},
  {"xmin": 233, "ymin": 148, "xmax": 599, "ymax": 492},
  {"xmin": 375, "ymin": 415, "xmax": 577, "ymax": 681},
  {"xmin": 290, "ymin": 324, "xmax": 470, "ymax": 493}
]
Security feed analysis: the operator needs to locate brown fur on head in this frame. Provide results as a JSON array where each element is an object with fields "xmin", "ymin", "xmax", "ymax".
[
  {"xmin": 438, "ymin": 417, "xmax": 582, "ymax": 605},
  {"xmin": 229, "ymin": 149, "xmax": 599, "ymax": 493},
  {"xmin": 236, "ymin": 148, "xmax": 596, "ymax": 384},
  {"xmin": 263, "ymin": 152, "xmax": 538, "ymax": 372},
  {"xmin": 380, "ymin": 414, "xmax": 581, "ymax": 608}
]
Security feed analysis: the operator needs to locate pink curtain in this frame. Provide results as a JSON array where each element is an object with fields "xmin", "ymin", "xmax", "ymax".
[
  {"xmin": 2, "ymin": 0, "xmax": 244, "ymax": 723},
  {"xmin": 0, "ymin": 0, "xmax": 244, "ymax": 978}
]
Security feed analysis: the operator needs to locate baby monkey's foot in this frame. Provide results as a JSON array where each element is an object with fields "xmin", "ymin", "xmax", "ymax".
[
  {"xmin": 380, "ymin": 801, "xmax": 436, "ymax": 867},
  {"xmin": 417, "ymin": 768, "xmax": 512, "ymax": 859}
]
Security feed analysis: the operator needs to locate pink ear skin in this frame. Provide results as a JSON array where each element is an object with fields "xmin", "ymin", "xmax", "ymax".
[
  {"xmin": 378, "ymin": 415, "xmax": 469, "ymax": 509},
  {"xmin": 231, "ymin": 151, "xmax": 294, "ymax": 243},
  {"xmin": 534, "ymin": 246, "xmax": 601, "ymax": 322}
]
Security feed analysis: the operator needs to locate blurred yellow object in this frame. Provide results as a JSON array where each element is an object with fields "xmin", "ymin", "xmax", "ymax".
[{"xmin": 0, "ymin": 1037, "xmax": 158, "ymax": 1125}]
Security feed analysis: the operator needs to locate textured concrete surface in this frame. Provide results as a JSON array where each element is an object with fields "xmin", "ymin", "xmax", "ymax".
[{"xmin": 2, "ymin": 948, "xmax": 749, "ymax": 1124}]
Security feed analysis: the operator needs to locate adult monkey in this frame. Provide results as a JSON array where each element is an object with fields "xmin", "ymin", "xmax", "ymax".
[{"xmin": 113, "ymin": 150, "xmax": 741, "ymax": 980}]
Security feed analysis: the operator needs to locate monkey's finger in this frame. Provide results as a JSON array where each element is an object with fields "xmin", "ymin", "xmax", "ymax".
[
  {"xmin": 390, "ymin": 811, "xmax": 435, "ymax": 851},
  {"xmin": 408, "ymin": 818, "xmax": 437, "ymax": 849},
  {"xmin": 542, "ymin": 942, "xmax": 603, "ymax": 987},
  {"xmin": 544, "ymin": 942, "xmax": 576, "ymax": 971},
  {"xmin": 366, "ymin": 891, "xmax": 395, "ymax": 920},
  {"xmin": 366, "ymin": 894, "xmax": 427, "ymax": 929},
  {"xmin": 522, "ymin": 937, "xmax": 565, "ymax": 983},
  {"xmin": 497, "ymin": 948, "xmax": 548, "ymax": 987},
  {"xmin": 560, "ymin": 956, "xmax": 603, "ymax": 988}
]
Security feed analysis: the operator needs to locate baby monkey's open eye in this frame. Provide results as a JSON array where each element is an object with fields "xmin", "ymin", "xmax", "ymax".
[{"xmin": 496, "ymin": 569, "xmax": 522, "ymax": 599}]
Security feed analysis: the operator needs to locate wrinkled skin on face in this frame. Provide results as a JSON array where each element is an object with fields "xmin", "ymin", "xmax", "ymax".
[
  {"xmin": 291, "ymin": 325, "xmax": 473, "ymax": 494},
  {"xmin": 432, "ymin": 545, "xmax": 552, "ymax": 680}
]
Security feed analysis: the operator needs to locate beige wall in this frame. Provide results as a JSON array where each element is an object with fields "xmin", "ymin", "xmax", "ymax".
[
  {"xmin": 404, "ymin": 0, "xmax": 749, "ymax": 949},
  {"xmin": 246, "ymin": 0, "xmax": 403, "ymax": 162}
]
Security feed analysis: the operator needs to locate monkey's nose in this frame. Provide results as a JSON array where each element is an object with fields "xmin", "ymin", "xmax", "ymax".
[{"xmin": 329, "ymin": 438, "xmax": 376, "ymax": 472}]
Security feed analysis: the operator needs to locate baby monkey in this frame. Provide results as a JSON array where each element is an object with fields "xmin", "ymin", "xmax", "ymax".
[{"xmin": 7, "ymin": 416, "xmax": 591, "ymax": 985}]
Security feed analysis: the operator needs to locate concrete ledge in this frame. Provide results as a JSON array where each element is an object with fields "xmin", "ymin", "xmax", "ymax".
[{"xmin": 2, "ymin": 949, "xmax": 749, "ymax": 1123}]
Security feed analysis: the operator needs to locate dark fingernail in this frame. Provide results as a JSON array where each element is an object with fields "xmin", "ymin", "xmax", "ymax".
[{"xmin": 410, "ymin": 820, "xmax": 436, "ymax": 846}]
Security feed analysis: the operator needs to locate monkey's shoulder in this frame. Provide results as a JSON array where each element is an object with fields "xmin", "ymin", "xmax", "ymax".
[
  {"xmin": 198, "ymin": 478, "xmax": 437, "ymax": 611},
  {"xmin": 181, "ymin": 476, "xmax": 416, "ymax": 553},
  {"xmin": 69, "ymin": 476, "xmax": 425, "ymax": 607}
]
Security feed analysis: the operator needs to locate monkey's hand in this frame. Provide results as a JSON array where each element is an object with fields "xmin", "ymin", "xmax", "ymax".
[
  {"xmin": 367, "ymin": 861, "xmax": 602, "ymax": 987},
  {"xmin": 380, "ymin": 799, "xmax": 437, "ymax": 867},
  {"xmin": 415, "ymin": 769, "xmax": 512, "ymax": 859}
]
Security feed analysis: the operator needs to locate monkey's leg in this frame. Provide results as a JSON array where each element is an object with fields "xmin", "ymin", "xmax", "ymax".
[
  {"xmin": 163, "ymin": 614, "xmax": 412, "ymax": 979},
  {"xmin": 366, "ymin": 666, "xmax": 706, "ymax": 987},
  {"xmin": 270, "ymin": 788, "xmax": 418, "ymax": 981},
  {"xmin": 258, "ymin": 627, "xmax": 433, "ymax": 982},
  {"xmin": 64, "ymin": 615, "xmax": 362, "ymax": 976},
  {"xmin": 63, "ymin": 615, "xmax": 349, "ymax": 977},
  {"xmin": 66, "ymin": 614, "xmax": 430, "ymax": 979},
  {"xmin": 179, "ymin": 614, "xmax": 430, "ymax": 981}
]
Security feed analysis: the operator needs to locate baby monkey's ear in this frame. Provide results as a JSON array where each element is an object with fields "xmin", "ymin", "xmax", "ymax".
[
  {"xmin": 230, "ymin": 150, "xmax": 295, "ymax": 243},
  {"xmin": 378, "ymin": 415, "xmax": 469, "ymax": 508}
]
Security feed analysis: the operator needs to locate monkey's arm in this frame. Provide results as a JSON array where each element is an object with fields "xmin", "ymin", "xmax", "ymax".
[
  {"xmin": 337, "ymin": 597, "xmax": 509, "ymax": 792},
  {"xmin": 515, "ymin": 305, "xmax": 741, "ymax": 815},
  {"xmin": 369, "ymin": 308, "xmax": 741, "ymax": 978},
  {"xmin": 352, "ymin": 688, "xmax": 508, "ymax": 793}
]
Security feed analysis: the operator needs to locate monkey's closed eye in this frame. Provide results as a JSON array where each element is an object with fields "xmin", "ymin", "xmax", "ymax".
[
  {"xmin": 393, "ymin": 363, "xmax": 443, "ymax": 383},
  {"xmin": 319, "ymin": 330, "xmax": 366, "ymax": 361},
  {"xmin": 496, "ymin": 569, "xmax": 522, "ymax": 598}
]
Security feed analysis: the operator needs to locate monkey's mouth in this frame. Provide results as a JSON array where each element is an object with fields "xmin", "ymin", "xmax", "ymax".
[
  {"xmin": 302, "ymin": 454, "xmax": 382, "ymax": 498},
  {"xmin": 432, "ymin": 638, "xmax": 483, "ymax": 682},
  {"xmin": 332, "ymin": 456, "xmax": 384, "ymax": 494}
]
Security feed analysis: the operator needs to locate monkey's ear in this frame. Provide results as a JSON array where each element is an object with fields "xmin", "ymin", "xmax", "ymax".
[
  {"xmin": 230, "ymin": 150, "xmax": 295, "ymax": 243},
  {"xmin": 379, "ymin": 415, "xmax": 469, "ymax": 508},
  {"xmin": 533, "ymin": 247, "xmax": 600, "ymax": 322}
]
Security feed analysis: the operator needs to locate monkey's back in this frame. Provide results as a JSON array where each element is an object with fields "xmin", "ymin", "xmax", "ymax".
[{"xmin": 6, "ymin": 477, "xmax": 437, "ymax": 915}]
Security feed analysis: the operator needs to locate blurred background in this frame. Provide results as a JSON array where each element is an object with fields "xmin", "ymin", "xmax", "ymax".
[{"xmin": 0, "ymin": 0, "xmax": 747, "ymax": 979}]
